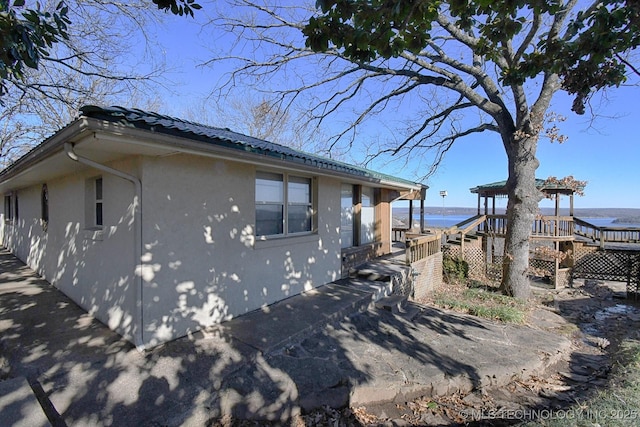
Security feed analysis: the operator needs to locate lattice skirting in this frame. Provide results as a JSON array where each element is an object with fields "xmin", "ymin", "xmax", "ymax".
[
  {"xmin": 573, "ymin": 244, "xmax": 640, "ymax": 299},
  {"xmin": 486, "ymin": 258, "xmax": 503, "ymax": 282},
  {"xmin": 529, "ymin": 258, "xmax": 554, "ymax": 276},
  {"xmin": 445, "ymin": 240, "xmax": 547, "ymax": 283},
  {"xmin": 573, "ymin": 243, "xmax": 599, "ymax": 264},
  {"xmin": 443, "ymin": 241, "xmax": 486, "ymax": 281},
  {"xmin": 487, "ymin": 257, "xmax": 559, "ymax": 284},
  {"xmin": 447, "ymin": 239, "xmax": 640, "ymax": 295}
]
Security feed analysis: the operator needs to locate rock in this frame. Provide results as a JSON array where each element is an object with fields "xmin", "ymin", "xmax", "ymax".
[{"xmin": 462, "ymin": 393, "xmax": 484, "ymax": 407}]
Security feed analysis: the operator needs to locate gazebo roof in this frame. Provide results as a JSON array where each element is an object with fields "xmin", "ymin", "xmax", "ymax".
[{"xmin": 470, "ymin": 178, "xmax": 583, "ymax": 196}]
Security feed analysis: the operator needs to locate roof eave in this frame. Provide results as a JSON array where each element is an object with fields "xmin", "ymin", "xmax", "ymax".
[
  {"xmin": 0, "ymin": 112, "xmax": 425, "ymax": 194},
  {"xmin": 0, "ymin": 118, "xmax": 92, "ymax": 183},
  {"xmin": 84, "ymin": 118, "xmax": 424, "ymax": 191},
  {"xmin": 79, "ymin": 105, "xmax": 425, "ymax": 191}
]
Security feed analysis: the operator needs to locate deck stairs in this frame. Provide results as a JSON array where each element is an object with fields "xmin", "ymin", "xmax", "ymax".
[
  {"xmin": 340, "ymin": 260, "xmax": 422, "ymax": 321},
  {"xmin": 445, "ymin": 232, "xmax": 481, "ymax": 247}
]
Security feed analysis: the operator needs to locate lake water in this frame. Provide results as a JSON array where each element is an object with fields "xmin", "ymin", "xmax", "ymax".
[{"xmin": 401, "ymin": 215, "xmax": 640, "ymax": 229}]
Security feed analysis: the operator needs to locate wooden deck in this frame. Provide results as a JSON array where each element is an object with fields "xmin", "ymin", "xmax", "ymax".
[
  {"xmin": 422, "ymin": 215, "xmax": 640, "ymax": 249},
  {"xmin": 390, "ymin": 232, "xmax": 442, "ymax": 265},
  {"xmin": 392, "ymin": 215, "xmax": 640, "ymax": 271},
  {"xmin": 574, "ymin": 217, "xmax": 640, "ymax": 248}
]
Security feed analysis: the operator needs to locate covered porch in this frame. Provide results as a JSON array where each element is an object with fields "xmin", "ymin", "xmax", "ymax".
[
  {"xmin": 342, "ymin": 184, "xmax": 444, "ymax": 302},
  {"xmin": 341, "ymin": 184, "xmax": 430, "ymax": 276}
]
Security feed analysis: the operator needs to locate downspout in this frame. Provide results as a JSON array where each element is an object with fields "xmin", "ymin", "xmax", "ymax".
[{"xmin": 64, "ymin": 143, "xmax": 145, "ymax": 351}]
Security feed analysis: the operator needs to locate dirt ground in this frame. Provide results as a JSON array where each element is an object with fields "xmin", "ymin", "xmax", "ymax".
[{"xmin": 293, "ymin": 279, "xmax": 640, "ymax": 427}]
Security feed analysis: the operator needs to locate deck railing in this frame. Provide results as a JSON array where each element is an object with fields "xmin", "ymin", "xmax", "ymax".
[
  {"xmin": 405, "ymin": 233, "xmax": 441, "ymax": 264},
  {"xmin": 392, "ymin": 227, "xmax": 408, "ymax": 242},
  {"xmin": 531, "ymin": 216, "xmax": 574, "ymax": 239},
  {"xmin": 393, "ymin": 216, "xmax": 639, "ymax": 266},
  {"xmin": 445, "ymin": 214, "xmax": 487, "ymax": 235},
  {"xmin": 443, "ymin": 215, "xmax": 488, "ymax": 255},
  {"xmin": 479, "ymin": 214, "xmax": 506, "ymax": 235},
  {"xmin": 477, "ymin": 214, "xmax": 575, "ymax": 239},
  {"xmin": 574, "ymin": 217, "xmax": 640, "ymax": 248}
]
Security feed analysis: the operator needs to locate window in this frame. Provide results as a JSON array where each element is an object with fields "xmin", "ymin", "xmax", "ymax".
[
  {"xmin": 84, "ymin": 177, "xmax": 103, "ymax": 229},
  {"xmin": 41, "ymin": 184, "xmax": 48, "ymax": 228},
  {"xmin": 14, "ymin": 191, "xmax": 18, "ymax": 220},
  {"xmin": 360, "ymin": 186, "xmax": 376, "ymax": 244},
  {"xmin": 340, "ymin": 184, "xmax": 354, "ymax": 248},
  {"xmin": 287, "ymin": 176, "xmax": 312, "ymax": 234},
  {"xmin": 256, "ymin": 172, "xmax": 284, "ymax": 236},
  {"xmin": 255, "ymin": 171, "xmax": 314, "ymax": 237},
  {"xmin": 95, "ymin": 177, "xmax": 103, "ymax": 227},
  {"xmin": 4, "ymin": 194, "xmax": 12, "ymax": 223}
]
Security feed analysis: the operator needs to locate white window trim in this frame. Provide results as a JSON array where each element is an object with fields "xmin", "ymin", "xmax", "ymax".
[
  {"xmin": 4, "ymin": 193, "xmax": 13, "ymax": 223},
  {"xmin": 84, "ymin": 176, "xmax": 104, "ymax": 230},
  {"xmin": 95, "ymin": 177, "xmax": 103, "ymax": 227},
  {"xmin": 340, "ymin": 184, "xmax": 354, "ymax": 249},
  {"xmin": 255, "ymin": 171, "xmax": 316, "ymax": 240}
]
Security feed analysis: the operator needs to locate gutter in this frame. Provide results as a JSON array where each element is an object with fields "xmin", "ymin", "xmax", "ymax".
[
  {"xmin": 92, "ymin": 129, "xmax": 425, "ymax": 193},
  {"xmin": 64, "ymin": 142, "xmax": 146, "ymax": 351},
  {"xmin": 0, "ymin": 119, "xmax": 90, "ymax": 184}
]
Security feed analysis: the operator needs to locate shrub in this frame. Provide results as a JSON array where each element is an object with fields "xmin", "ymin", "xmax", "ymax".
[{"xmin": 443, "ymin": 256, "xmax": 469, "ymax": 282}]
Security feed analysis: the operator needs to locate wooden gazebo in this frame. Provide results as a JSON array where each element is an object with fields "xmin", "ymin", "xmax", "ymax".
[
  {"xmin": 471, "ymin": 178, "xmax": 581, "ymax": 218},
  {"xmin": 456, "ymin": 178, "xmax": 586, "ymax": 287},
  {"xmin": 444, "ymin": 178, "xmax": 639, "ymax": 292}
]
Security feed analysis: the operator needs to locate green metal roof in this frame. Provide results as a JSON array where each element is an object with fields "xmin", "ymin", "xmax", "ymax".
[
  {"xmin": 80, "ymin": 105, "xmax": 424, "ymax": 189},
  {"xmin": 470, "ymin": 178, "xmax": 583, "ymax": 195}
]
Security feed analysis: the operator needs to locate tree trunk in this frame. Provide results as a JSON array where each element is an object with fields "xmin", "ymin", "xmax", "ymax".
[{"xmin": 500, "ymin": 133, "xmax": 541, "ymax": 300}]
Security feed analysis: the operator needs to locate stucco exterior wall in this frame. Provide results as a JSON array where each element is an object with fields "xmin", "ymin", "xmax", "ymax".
[
  {"xmin": 1, "ymin": 147, "xmax": 401, "ymax": 348},
  {"xmin": 139, "ymin": 154, "xmax": 343, "ymax": 346},
  {"xmin": 0, "ymin": 157, "xmax": 138, "ymax": 341}
]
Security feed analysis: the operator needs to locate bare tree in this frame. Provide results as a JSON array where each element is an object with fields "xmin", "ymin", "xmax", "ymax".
[
  {"xmin": 182, "ymin": 92, "xmax": 337, "ymax": 156},
  {"xmin": 0, "ymin": 0, "xmax": 189, "ymax": 161},
  {"xmin": 202, "ymin": 0, "xmax": 638, "ymax": 299}
]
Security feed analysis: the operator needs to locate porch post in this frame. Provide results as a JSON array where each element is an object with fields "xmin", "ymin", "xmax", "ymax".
[
  {"xmin": 555, "ymin": 194, "xmax": 560, "ymax": 237},
  {"xmin": 409, "ymin": 199, "xmax": 413, "ymax": 230},
  {"xmin": 570, "ymin": 194, "xmax": 574, "ymax": 216},
  {"xmin": 420, "ymin": 197, "xmax": 425, "ymax": 233}
]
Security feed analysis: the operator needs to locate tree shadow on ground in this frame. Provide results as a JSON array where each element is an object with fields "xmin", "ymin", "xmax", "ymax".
[{"xmin": 0, "ymin": 247, "xmax": 508, "ymax": 426}]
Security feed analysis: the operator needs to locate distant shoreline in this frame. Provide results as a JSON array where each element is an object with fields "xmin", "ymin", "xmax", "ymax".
[
  {"xmin": 393, "ymin": 206, "xmax": 640, "ymax": 218},
  {"xmin": 392, "ymin": 207, "xmax": 640, "ymax": 226},
  {"xmin": 613, "ymin": 216, "xmax": 640, "ymax": 224}
]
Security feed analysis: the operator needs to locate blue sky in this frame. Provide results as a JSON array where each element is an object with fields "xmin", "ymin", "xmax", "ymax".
[
  {"xmin": 147, "ymin": 6, "xmax": 640, "ymax": 210},
  {"xmin": 421, "ymin": 86, "xmax": 640, "ymax": 209}
]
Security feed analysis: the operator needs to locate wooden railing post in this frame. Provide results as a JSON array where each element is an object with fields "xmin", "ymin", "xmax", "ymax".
[{"xmin": 404, "ymin": 233, "xmax": 442, "ymax": 265}]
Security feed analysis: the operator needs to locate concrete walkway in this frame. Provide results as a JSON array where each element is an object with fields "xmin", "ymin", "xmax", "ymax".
[{"xmin": 0, "ymin": 248, "xmax": 572, "ymax": 426}]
